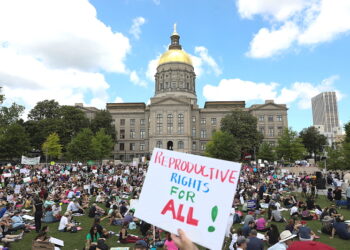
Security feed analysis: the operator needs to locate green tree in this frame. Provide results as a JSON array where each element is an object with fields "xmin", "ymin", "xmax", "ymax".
[
  {"xmin": 28, "ymin": 99, "xmax": 60, "ymax": 120},
  {"xmin": 257, "ymin": 142, "xmax": 276, "ymax": 162},
  {"xmin": 0, "ymin": 123, "xmax": 31, "ymax": 159},
  {"xmin": 299, "ymin": 126, "xmax": 327, "ymax": 159},
  {"xmin": 58, "ymin": 106, "xmax": 89, "ymax": 147},
  {"xmin": 344, "ymin": 121, "xmax": 350, "ymax": 143},
  {"xmin": 325, "ymin": 146, "xmax": 346, "ymax": 170},
  {"xmin": 221, "ymin": 110, "xmax": 263, "ymax": 154},
  {"xmin": 91, "ymin": 110, "xmax": 116, "ymax": 140},
  {"xmin": 205, "ymin": 131, "xmax": 240, "ymax": 161},
  {"xmin": 343, "ymin": 142, "xmax": 350, "ymax": 169},
  {"xmin": 275, "ymin": 128, "xmax": 306, "ymax": 162},
  {"xmin": 0, "ymin": 103, "xmax": 25, "ymax": 127},
  {"xmin": 92, "ymin": 128, "xmax": 113, "ymax": 162},
  {"xmin": 0, "ymin": 87, "xmax": 4, "ymax": 104},
  {"xmin": 42, "ymin": 133, "xmax": 62, "ymax": 159},
  {"xmin": 66, "ymin": 128, "xmax": 95, "ymax": 161}
]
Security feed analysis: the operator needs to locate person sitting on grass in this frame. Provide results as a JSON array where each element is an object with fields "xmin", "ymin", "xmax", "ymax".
[
  {"xmin": 269, "ymin": 205, "xmax": 285, "ymax": 222},
  {"xmin": 85, "ymin": 225, "xmax": 101, "ymax": 249},
  {"xmin": 246, "ymin": 229, "xmax": 264, "ymax": 250},
  {"xmin": 118, "ymin": 222, "xmax": 142, "ymax": 244},
  {"xmin": 300, "ymin": 206, "xmax": 313, "ymax": 220},
  {"xmin": 88, "ymin": 203, "xmax": 105, "ymax": 218},
  {"xmin": 255, "ymin": 215, "xmax": 268, "ymax": 232},
  {"xmin": 330, "ymin": 216, "xmax": 350, "ymax": 240},
  {"xmin": 164, "ymin": 231, "xmax": 178, "ymax": 250},
  {"xmin": 242, "ymin": 221, "xmax": 255, "ymax": 237},
  {"xmin": 58, "ymin": 212, "xmax": 74, "ymax": 232},
  {"xmin": 10, "ymin": 210, "xmax": 28, "ymax": 231},
  {"xmin": 34, "ymin": 226, "xmax": 50, "ymax": 242},
  {"xmin": 296, "ymin": 221, "xmax": 316, "ymax": 241},
  {"xmin": 265, "ymin": 224, "xmax": 280, "ymax": 247},
  {"xmin": 67, "ymin": 199, "xmax": 84, "ymax": 214}
]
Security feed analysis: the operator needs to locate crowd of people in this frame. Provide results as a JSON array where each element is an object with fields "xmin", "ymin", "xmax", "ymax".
[
  {"xmin": 0, "ymin": 162, "xmax": 349, "ymax": 249},
  {"xmin": 226, "ymin": 166, "xmax": 350, "ymax": 250}
]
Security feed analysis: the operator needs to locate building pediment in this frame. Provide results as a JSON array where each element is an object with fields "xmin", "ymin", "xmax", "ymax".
[
  {"xmin": 151, "ymin": 97, "xmax": 191, "ymax": 106},
  {"xmin": 250, "ymin": 102, "xmax": 287, "ymax": 111}
]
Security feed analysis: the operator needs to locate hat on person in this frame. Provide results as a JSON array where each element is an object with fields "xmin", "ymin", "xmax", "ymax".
[{"xmin": 279, "ymin": 230, "xmax": 297, "ymax": 242}]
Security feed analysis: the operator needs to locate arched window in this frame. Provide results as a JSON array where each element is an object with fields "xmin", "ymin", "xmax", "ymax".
[
  {"xmin": 178, "ymin": 141, "xmax": 184, "ymax": 149},
  {"xmin": 156, "ymin": 141, "xmax": 162, "ymax": 148},
  {"xmin": 178, "ymin": 113, "xmax": 184, "ymax": 134},
  {"xmin": 167, "ymin": 114, "xmax": 173, "ymax": 134}
]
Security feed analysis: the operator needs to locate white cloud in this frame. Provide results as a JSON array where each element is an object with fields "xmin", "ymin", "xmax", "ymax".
[
  {"xmin": 153, "ymin": 0, "xmax": 161, "ymax": 5},
  {"xmin": 129, "ymin": 17, "xmax": 146, "ymax": 40},
  {"xmin": 145, "ymin": 46, "xmax": 221, "ymax": 81},
  {"xmin": 247, "ymin": 22, "xmax": 299, "ymax": 58},
  {"xmin": 237, "ymin": 0, "xmax": 350, "ymax": 58},
  {"xmin": 129, "ymin": 70, "xmax": 147, "ymax": 87},
  {"xmin": 0, "ymin": 0, "xmax": 130, "ymax": 112},
  {"xmin": 114, "ymin": 96, "xmax": 124, "ymax": 103},
  {"xmin": 203, "ymin": 75, "xmax": 342, "ymax": 109},
  {"xmin": 194, "ymin": 46, "xmax": 222, "ymax": 75}
]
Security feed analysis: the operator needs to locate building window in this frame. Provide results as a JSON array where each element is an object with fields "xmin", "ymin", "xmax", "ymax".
[
  {"xmin": 130, "ymin": 129, "xmax": 135, "ymax": 139},
  {"xmin": 167, "ymin": 114, "xmax": 173, "ymax": 134},
  {"xmin": 140, "ymin": 119, "xmax": 145, "ymax": 126},
  {"xmin": 140, "ymin": 129, "xmax": 145, "ymax": 139},
  {"xmin": 140, "ymin": 144, "xmax": 145, "ymax": 151},
  {"xmin": 277, "ymin": 115, "xmax": 282, "ymax": 122},
  {"xmin": 130, "ymin": 119, "xmax": 135, "ymax": 126},
  {"xmin": 156, "ymin": 141, "xmax": 162, "ymax": 148},
  {"xmin": 129, "ymin": 143, "xmax": 135, "ymax": 151},
  {"xmin": 192, "ymin": 116, "xmax": 196, "ymax": 123},
  {"xmin": 200, "ymin": 129, "xmax": 207, "ymax": 138},
  {"xmin": 259, "ymin": 127, "xmax": 265, "ymax": 135},
  {"xmin": 201, "ymin": 118, "xmax": 206, "ymax": 125},
  {"xmin": 268, "ymin": 115, "xmax": 274, "ymax": 122},
  {"xmin": 201, "ymin": 143, "xmax": 206, "ymax": 151},
  {"xmin": 178, "ymin": 113, "xmax": 184, "ymax": 134},
  {"xmin": 120, "ymin": 119, "xmax": 125, "ymax": 126},
  {"xmin": 119, "ymin": 143, "xmax": 124, "ymax": 151},
  {"xmin": 277, "ymin": 126, "xmax": 283, "ymax": 136},
  {"xmin": 120, "ymin": 129, "xmax": 125, "ymax": 139},
  {"xmin": 192, "ymin": 127, "xmax": 196, "ymax": 137},
  {"xmin": 211, "ymin": 118, "xmax": 217, "ymax": 125},
  {"xmin": 192, "ymin": 141, "xmax": 196, "ymax": 150},
  {"xmin": 156, "ymin": 114, "xmax": 163, "ymax": 135},
  {"xmin": 178, "ymin": 141, "xmax": 184, "ymax": 149},
  {"xmin": 268, "ymin": 127, "xmax": 274, "ymax": 137}
]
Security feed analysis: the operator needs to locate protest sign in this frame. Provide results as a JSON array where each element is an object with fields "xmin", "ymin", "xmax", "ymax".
[
  {"xmin": 3, "ymin": 173, "xmax": 12, "ymax": 178},
  {"xmin": 21, "ymin": 156, "xmax": 40, "ymax": 165},
  {"xmin": 23, "ymin": 177, "xmax": 31, "ymax": 183},
  {"xmin": 135, "ymin": 148, "xmax": 241, "ymax": 250}
]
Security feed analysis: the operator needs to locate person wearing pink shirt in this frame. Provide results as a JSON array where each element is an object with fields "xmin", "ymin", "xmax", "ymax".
[
  {"xmin": 256, "ymin": 215, "xmax": 268, "ymax": 232},
  {"xmin": 164, "ymin": 232, "xmax": 178, "ymax": 250}
]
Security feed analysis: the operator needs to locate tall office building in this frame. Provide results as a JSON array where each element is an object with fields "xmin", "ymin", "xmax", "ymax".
[{"xmin": 312, "ymin": 91, "xmax": 341, "ymax": 145}]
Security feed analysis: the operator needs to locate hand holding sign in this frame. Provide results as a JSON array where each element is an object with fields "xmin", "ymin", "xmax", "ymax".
[{"xmin": 135, "ymin": 148, "xmax": 241, "ymax": 250}]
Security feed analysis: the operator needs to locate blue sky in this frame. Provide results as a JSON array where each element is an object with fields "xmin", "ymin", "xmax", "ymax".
[{"xmin": 0, "ymin": 0, "xmax": 349, "ymax": 132}]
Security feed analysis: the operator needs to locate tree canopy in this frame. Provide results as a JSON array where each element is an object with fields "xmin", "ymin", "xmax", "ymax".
[
  {"xmin": 257, "ymin": 142, "xmax": 276, "ymax": 162},
  {"xmin": 0, "ymin": 103, "xmax": 25, "ymax": 128},
  {"xmin": 28, "ymin": 100, "xmax": 60, "ymax": 120},
  {"xmin": 221, "ymin": 110, "xmax": 263, "ymax": 153},
  {"xmin": 0, "ymin": 123, "xmax": 31, "ymax": 159},
  {"xmin": 42, "ymin": 133, "xmax": 62, "ymax": 159},
  {"xmin": 299, "ymin": 126, "xmax": 327, "ymax": 157},
  {"xmin": 275, "ymin": 128, "xmax": 306, "ymax": 162},
  {"xmin": 205, "ymin": 131, "xmax": 240, "ymax": 161},
  {"xmin": 66, "ymin": 128, "xmax": 95, "ymax": 161},
  {"xmin": 90, "ymin": 110, "xmax": 116, "ymax": 140},
  {"xmin": 92, "ymin": 128, "xmax": 114, "ymax": 162}
]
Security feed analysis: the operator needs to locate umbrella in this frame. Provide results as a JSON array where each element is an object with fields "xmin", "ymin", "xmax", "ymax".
[{"xmin": 288, "ymin": 241, "xmax": 335, "ymax": 250}]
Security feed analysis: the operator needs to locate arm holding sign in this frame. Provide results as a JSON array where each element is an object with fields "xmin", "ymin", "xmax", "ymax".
[{"xmin": 171, "ymin": 229, "xmax": 198, "ymax": 250}]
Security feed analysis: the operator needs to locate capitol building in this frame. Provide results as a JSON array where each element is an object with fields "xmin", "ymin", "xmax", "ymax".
[{"xmin": 79, "ymin": 27, "xmax": 288, "ymax": 161}]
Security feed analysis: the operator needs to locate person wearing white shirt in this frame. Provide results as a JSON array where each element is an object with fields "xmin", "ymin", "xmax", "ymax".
[
  {"xmin": 58, "ymin": 212, "xmax": 73, "ymax": 232},
  {"xmin": 290, "ymin": 205, "xmax": 299, "ymax": 217},
  {"xmin": 66, "ymin": 200, "xmax": 84, "ymax": 214}
]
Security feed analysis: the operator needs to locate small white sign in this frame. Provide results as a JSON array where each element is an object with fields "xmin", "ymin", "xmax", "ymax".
[{"xmin": 135, "ymin": 148, "xmax": 241, "ymax": 250}]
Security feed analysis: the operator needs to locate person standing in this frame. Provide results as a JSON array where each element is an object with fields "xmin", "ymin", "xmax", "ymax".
[
  {"xmin": 33, "ymin": 196, "xmax": 43, "ymax": 233},
  {"xmin": 346, "ymin": 185, "xmax": 350, "ymax": 209}
]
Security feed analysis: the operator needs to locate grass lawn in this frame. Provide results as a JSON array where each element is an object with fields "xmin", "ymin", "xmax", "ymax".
[{"xmin": 8, "ymin": 193, "xmax": 350, "ymax": 250}]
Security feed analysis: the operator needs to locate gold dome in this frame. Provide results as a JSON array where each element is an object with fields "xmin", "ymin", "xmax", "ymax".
[{"xmin": 158, "ymin": 49, "xmax": 193, "ymax": 66}]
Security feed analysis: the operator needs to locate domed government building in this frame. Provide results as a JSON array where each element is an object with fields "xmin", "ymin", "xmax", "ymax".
[{"xmin": 78, "ymin": 26, "xmax": 288, "ymax": 161}]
